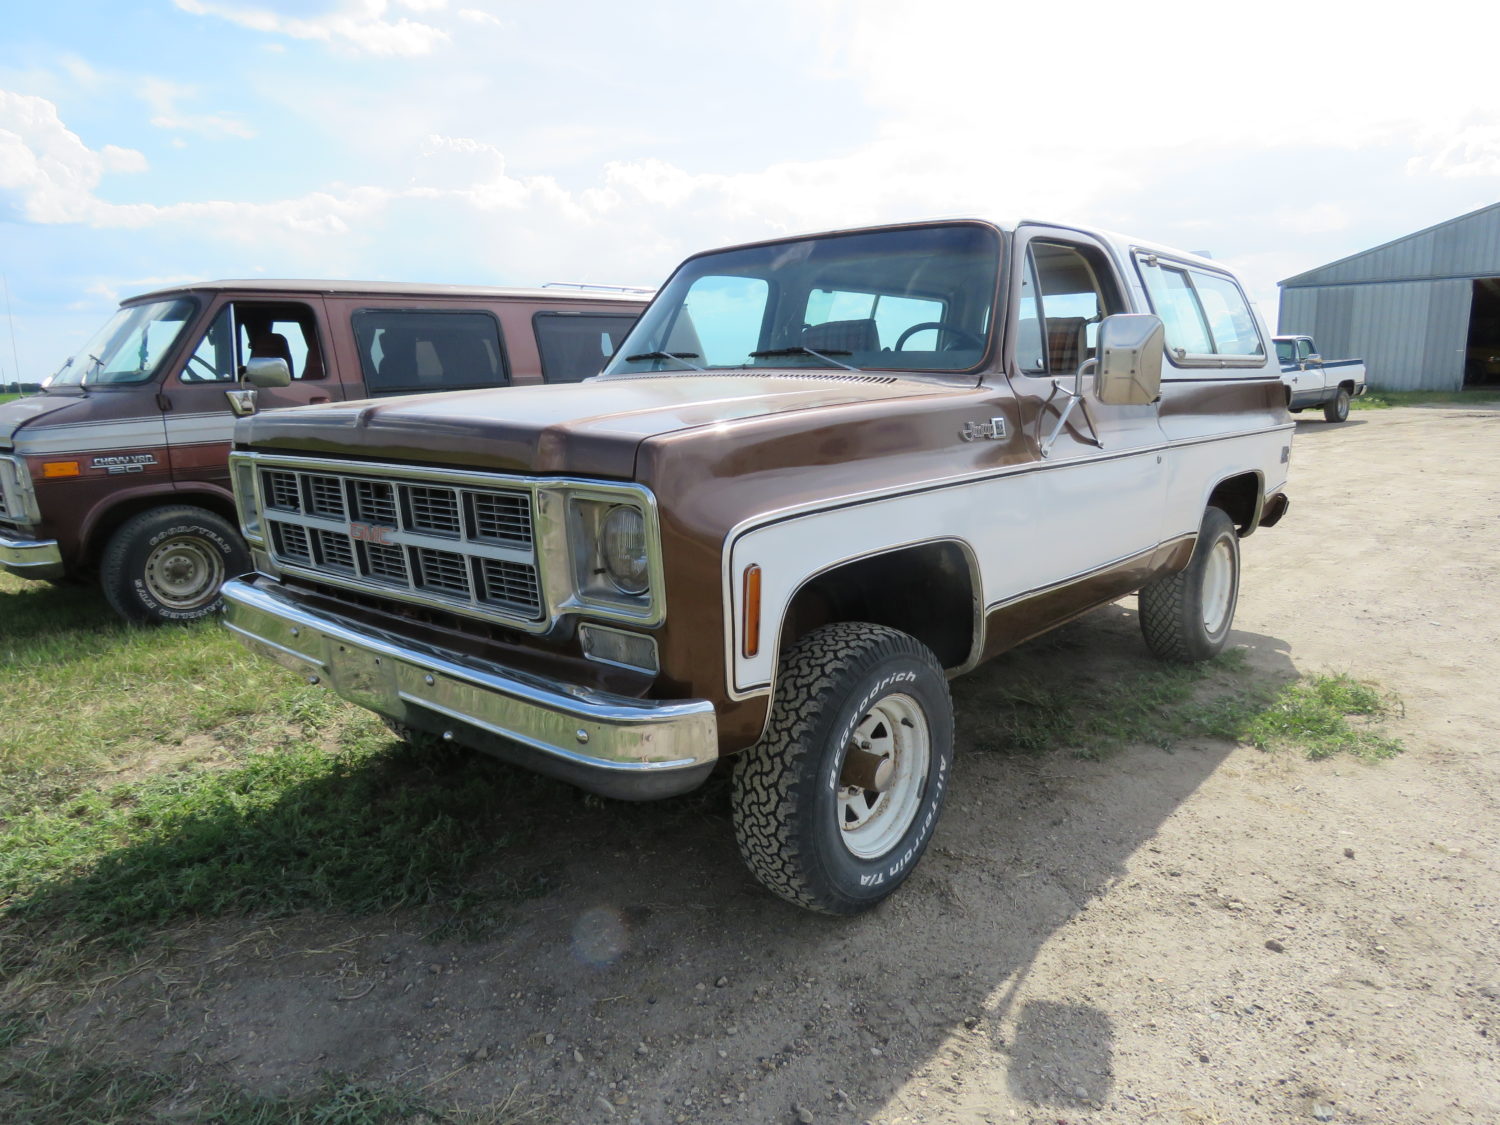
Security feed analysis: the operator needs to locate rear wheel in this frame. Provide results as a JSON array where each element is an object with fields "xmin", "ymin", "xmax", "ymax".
[
  {"xmin": 732, "ymin": 623, "xmax": 953, "ymax": 914},
  {"xmin": 1323, "ymin": 388, "xmax": 1350, "ymax": 422},
  {"xmin": 1138, "ymin": 507, "xmax": 1240, "ymax": 662},
  {"xmin": 100, "ymin": 506, "xmax": 249, "ymax": 624}
]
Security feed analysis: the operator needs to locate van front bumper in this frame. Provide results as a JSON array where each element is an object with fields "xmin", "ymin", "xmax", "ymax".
[
  {"xmin": 0, "ymin": 530, "xmax": 64, "ymax": 581},
  {"xmin": 220, "ymin": 578, "xmax": 718, "ymax": 800}
]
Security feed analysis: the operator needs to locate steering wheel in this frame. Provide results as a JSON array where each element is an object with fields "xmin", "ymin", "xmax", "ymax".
[
  {"xmin": 182, "ymin": 353, "xmax": 223, "ymax": 382},
  {"xmin": 894, "ymin": 321, "xmax": 986, "ymax": 351}
]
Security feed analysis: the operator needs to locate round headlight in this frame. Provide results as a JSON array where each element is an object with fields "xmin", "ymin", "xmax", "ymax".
[{"xmin": 600, "ymin": 505, "xmax": 649, "ymax": 595}]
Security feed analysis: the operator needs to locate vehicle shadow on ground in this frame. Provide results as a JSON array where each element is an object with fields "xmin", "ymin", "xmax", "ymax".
[
  {"xmin": 5, "ymin": 603, "xmax": 1302, "ymax": 1123},
  {"xmin": 1293, "ymin": 418, "xmax": 1368, "ymax": 436}
]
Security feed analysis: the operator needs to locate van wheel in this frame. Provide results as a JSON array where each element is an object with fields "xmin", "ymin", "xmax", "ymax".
[
  {"xmin": 101, "ymin": 506, "xmax": 249, "ymax": 624},
  {"xmin": 732, "ymin": 623, "xmax": 953, "ymax": 914},
  {"xmin": 1138, "ymin": 507, "xmax": 1240, "ymax": 662},
  {"xmin": 1323, "ymin": 388, "xmax": 1350, "ymax": 422}
]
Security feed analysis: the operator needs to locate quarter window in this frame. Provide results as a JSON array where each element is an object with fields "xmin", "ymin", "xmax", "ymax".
[
  {"xmin": 1137, "ymin": 257, "xmax": 1264, "ymax": 362},
  {"xmin": 353, "ymin": 310, "xmax": 508, "ymax": 396}
]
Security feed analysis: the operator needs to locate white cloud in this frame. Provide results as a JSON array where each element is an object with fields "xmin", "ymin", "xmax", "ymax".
[
  {"xmin": 0, "ymin": 90, "xmax": 148, "ymax": 224},
  {"xmin": 140, "ymin": 78, "xmax": 256, "ymax": 139},
  {"xmin": 171, "ymin": 0, "xmax": 451, "ymax": 57},
  {"xmin": 456, "ymin": 8, "xmax": 503, "ymax": 26}
]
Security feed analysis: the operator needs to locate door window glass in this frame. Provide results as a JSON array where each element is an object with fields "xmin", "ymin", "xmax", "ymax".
[
  {"xmin": 353, "ymin": 310, "xmax": 508, "ymax": 396},
  {"xmin": 1021, "ymin": 241, "xmax": 1120, "ymax": 376},
  {"xmin": 235, "ymin": 303, "xmax": 324, "ymax": 380},
  {"xmin": 534, "ymin": 313, "xmax": 638, "ymax": 383},
  {"xmin": 183, "ymin": 306, "xmax": 237, "ymax": 382}
]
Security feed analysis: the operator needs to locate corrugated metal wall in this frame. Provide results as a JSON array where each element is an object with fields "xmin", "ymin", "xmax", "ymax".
[
  {"xmin": 1278, "ymin": 280, "xmax": 1471, "ymax": 390},
  {"xmin": 1278, "ymin": 203, "xmax": 1500, "ymax": 391}
]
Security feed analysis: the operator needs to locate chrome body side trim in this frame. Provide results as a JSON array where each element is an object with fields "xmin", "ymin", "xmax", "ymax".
[{"xmin": 220, "ymin": 578, "xmax": 716, "ymax": 800}]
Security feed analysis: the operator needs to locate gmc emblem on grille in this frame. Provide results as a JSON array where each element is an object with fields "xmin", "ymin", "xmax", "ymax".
[{"xmin": 349, "ymin": 522, "xmax": 397, "ymax": 545}]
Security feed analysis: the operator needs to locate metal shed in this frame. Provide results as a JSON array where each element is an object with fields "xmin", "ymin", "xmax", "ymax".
[{"xmin": 1277, "ymin": 202, "xmax": 1500, "ymax": 391}]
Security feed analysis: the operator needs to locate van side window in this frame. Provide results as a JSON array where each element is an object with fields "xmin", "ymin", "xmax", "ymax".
[
  {"xmin": 534, "ymin": 313, "xmax": 638, "ymax": 383},
  {"xmin": 1019, "ymin": 241, "xmax": 1122, "ymax": 376},
  {"xmin": 1136, "ymin": 257, "xmax": 1264, "ymax": 362},
  {"xmin": 181, "ymin": 302, "xmax": 325, "ymax": 382},
  {"xmin": 353, "ymin": 310, "xmax": 509, "ymax": 396}
]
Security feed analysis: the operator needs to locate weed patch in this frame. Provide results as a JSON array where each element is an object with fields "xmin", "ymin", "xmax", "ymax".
[
  {"xmin": 1350, "ymin": 387, "xmax": 1500, "ymax": 410},
  {"xmin": 0, "ymin": 1046, "xmax": 535, "ymax": 1124},
  {"xmin": 957, "ymin": 651, "xmax": 1402, "ymax": 763}
]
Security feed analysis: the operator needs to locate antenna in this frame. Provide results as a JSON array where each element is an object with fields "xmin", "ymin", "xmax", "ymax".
[{"xmin": 2, "ymin": 275, "xmax": 19, "ymax": 395}]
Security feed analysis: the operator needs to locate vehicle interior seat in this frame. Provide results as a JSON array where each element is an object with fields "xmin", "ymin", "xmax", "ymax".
[
  {"xmin": 247, "ymin": 329, "xmax": 296, "ymax": 380},
  {"xmin": 802, "ymin": 318, "xmax": 880, "ymax": 354},
  {"xmin": 1045, "ymin": 317, "xmax": 1088, "ymax": 375}
]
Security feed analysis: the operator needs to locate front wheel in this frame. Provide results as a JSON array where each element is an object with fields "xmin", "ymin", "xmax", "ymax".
[
  {"xmin": 732, "ymin": 623, "xmax": 953, "ymax": 915},
  {"xmin": 100, "ymin": 506, "xmax": 249, "ymax": 624},
  {"xmin": 1323, "ymin": 388, "xmax": 1350, "ymax": 422},
  {"xmin": 1138, "ymin": 507, "xmax": 1240, "ymax": 662}
]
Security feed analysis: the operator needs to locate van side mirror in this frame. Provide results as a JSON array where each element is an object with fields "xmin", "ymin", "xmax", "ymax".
[
  {"xmin": 242, "ymin": 357, "xmax": 291, "ymax": 388},
  {"xmin": 1095, "ymin": 314, "xmax": 1164, "ymax": 406}
]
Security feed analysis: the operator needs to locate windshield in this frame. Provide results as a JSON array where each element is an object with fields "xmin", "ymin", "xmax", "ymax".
[
  {"xmin": 47, "ymin": 298, "xmax": 198, "ymax": 387},
  {"xmin": 605, "ymin": 223, "xmax": 1001, "ymax": 376}
]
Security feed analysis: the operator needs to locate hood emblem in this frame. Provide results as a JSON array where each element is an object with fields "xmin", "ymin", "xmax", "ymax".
[{"xmin": 960, "ymin": 417, "xmax": 1008, "ymax": 442}]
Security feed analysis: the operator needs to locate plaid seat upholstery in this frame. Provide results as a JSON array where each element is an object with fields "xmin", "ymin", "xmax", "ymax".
[{"xmin": 1046, "ymin": 317, "xmax": 1087, "ymax": 375}]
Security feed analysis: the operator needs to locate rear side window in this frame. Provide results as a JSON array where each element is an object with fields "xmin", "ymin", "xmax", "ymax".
[
  {"xmin": 353, "ymin": 310, "xmax": 508, "ymax": 396},
  {"xmin": 1136, "ymin": 256, "xmax": 1264, "ymax": 365},
  {"xmin": 533, "ymin": 313, "xmax": 638, "ymax": 383}
]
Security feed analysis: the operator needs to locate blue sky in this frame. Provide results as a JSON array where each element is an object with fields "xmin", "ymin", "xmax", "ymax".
[{"xmin": 3, "ymin": 0, "xmax": 1499, "ymax": 383}]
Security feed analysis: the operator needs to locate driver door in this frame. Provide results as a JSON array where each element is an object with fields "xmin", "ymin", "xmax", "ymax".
[{"xmin": 164, "ymin": 298, "xmax": 342, "ymax": 488}]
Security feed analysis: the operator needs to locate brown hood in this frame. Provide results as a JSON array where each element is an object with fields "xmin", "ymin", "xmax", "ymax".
[
  {"xmin": 234, "ymin": 373, "xmax": 955, "ymax": 478},
  {"xmin": 0, "ymin": 391, "xmax": 89, "ymax": 448}
]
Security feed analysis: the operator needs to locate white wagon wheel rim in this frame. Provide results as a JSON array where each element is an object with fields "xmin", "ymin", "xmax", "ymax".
[
  {"xmin": 1201, "ymin": 537, "xmax": 1236, "ymax": 635},
  {"xmin": 838, "ymin": 692, "xmax": 931, "ymax": 859}
]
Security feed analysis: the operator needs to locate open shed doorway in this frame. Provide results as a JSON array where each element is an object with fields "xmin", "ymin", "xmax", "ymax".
[{"xmin": 1465, "ymin": 279, "xmax": 1500, "ymax": 386}]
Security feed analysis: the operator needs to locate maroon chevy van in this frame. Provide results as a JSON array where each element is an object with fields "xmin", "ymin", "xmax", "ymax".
[{"xmin": 0, "ymin": 280, "xmax": 645, "ymax": 623}]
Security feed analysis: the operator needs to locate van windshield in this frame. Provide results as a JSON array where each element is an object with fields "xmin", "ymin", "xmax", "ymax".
[
  {"xmin": 48, "ymin": 298, "xmax": 198, "ymax": 387},
  {"xmin": 604, "ymin": 223, "xmax": 1000, "ymax": 376}
]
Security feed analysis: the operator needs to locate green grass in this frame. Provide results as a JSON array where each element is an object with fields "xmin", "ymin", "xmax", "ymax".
[
  {"xmin": 0, "ymin": 1029, "xmax": 537, "ymax": 1124},
  {"xmin": 0, "ymin": 394, "xmax": 19, "ymax": 406},
  {"xmin": 0, "ymin": 573, "xmax": 556, "ymax": 993},
  {"xmin": 1350, "ymin": 387, "xmax": 1500, "ymax": 410},
  {"xmin": 956, "ymin": 649, "xmax": 1402, "ymax": 763}
]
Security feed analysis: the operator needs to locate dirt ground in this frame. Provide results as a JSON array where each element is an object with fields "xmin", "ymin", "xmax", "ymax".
[{"xmin": 45, "ymin": 405, "xmax": 1500, "ymax": 1123}]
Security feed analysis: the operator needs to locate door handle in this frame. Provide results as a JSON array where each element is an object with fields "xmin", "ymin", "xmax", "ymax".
[{"xmin": 309, "ymin": 395, "xmax": 330, "ymax": 404}]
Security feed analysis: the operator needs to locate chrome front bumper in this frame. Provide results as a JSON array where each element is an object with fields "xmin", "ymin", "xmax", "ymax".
[
  {"xmin": 0, "ymin": 529, "xmax": 64, "ymax": 580},
  {"xmin": 220, "ymin": 578, "xmax": 718, "ymax": 800}
]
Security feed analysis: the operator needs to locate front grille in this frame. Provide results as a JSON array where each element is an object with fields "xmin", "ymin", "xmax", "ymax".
[{"xmin": 257, "ymin": 464, "xmax": 542, "ymax": 624}]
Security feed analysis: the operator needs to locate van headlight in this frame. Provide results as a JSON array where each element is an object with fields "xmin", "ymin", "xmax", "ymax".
[{"xmin": 600, "ymin": 505, "xmax": 648, "ymax": 594}]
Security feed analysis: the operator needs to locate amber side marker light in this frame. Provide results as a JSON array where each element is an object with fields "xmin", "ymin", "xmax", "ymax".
[
  {"xmin": 41, "ymin": 461, "xmax": 81, "ymax": 478},
  {"xmin": 742, "ymin": 564, "xmax": 762, "ymax": 659}
]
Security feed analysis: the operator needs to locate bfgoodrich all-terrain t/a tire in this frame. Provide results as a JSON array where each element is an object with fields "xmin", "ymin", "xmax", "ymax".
[
  {"xmin": 731, "ymin": 622, "xmax": 954, "ymax": 915},
  {"xmin": 100, "ymin": 505, "xmax": 249, "ymax": 625},
  {"xmin": 1138, "ymin": 506, "xmax": 1241, "ymax": 663}
]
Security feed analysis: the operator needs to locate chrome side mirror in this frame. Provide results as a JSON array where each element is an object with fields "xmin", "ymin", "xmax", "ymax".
[
  {"xmin": 242, "ymin": 357, "xmax": 291, "ymax": 388},
  {"xmin": 1095, "ymin": 314, "xmax": 1164, "ymax": 406},
  {"xmin": 1305, "ymin": 353, "xmax": 1322, "ymax": 365}
]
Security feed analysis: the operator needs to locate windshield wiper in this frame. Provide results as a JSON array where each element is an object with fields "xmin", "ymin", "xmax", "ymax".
[
  {"xmin": 623, "ymin": 350, "xmax": 704, "ymax": 371},
  {"xmin": 749, "ymin": 346, "xmax": 859, "ymax": 372}
]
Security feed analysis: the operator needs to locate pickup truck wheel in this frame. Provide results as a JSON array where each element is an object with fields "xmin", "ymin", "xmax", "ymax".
[
  {"xmin": 731, "ymin": 623, "xmax": 953, "ymax": 915},
  {"xmin": 1138, "ymin": 507, "xmax": 1239, "ymax": 663},
  {"xmin": 100, "ymin": 506, "xmax": 249, "ymax": 625},
  {"xmin": 1324, "ymin": 388, "xmax": 1350, "ymax": 422}
]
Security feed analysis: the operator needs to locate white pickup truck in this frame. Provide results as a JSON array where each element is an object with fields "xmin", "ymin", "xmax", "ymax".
[{"xmin": 1274, "ymin": 334, "xmax": 1367, "ymax": 422}]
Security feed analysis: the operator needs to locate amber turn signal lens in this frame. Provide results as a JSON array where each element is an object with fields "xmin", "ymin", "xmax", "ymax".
[
  {"xmin": 742, "ymin": 564, "xmax": 762, "ymax": 659},
  {"xmin": 41, "ymin": 461, "xmax": 81, "ymax": 478}
]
